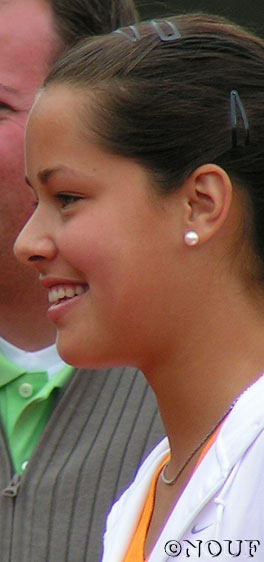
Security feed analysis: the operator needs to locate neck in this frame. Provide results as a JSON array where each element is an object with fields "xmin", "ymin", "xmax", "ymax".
[{"xmin": 144, "ymin": 281, "xmax": 264, "ymax": 476}]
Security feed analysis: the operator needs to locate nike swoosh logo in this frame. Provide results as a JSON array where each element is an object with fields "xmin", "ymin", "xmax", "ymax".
[{"xmin": 191, "ymin": 523, "xmax": 213, "ymax": 534}]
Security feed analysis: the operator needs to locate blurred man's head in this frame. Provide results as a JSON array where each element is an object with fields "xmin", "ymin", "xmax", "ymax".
[
  {"xmin": 0, "ymin": 0, "xmax": 136, "ymax": 350},
  {"xmin": 47, "ymin": 0, "xmax": 137, "ymax": 47}
]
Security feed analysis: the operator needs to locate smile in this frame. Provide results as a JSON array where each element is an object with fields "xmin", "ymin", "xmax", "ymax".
[{"xmin": 48, "ymin": 284, "xmax": 88, "ymax": 305}]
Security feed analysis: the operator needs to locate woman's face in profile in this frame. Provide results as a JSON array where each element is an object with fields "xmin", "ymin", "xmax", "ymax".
[{"xmin": 15, "ymin": 85, "xmax": 187, "ymax": 370}]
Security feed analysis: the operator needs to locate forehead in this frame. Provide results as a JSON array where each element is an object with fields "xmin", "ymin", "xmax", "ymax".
[
  {"xmin": 0, "ymin": 0, "xmax": 60, "ymax": 93},
  {"xmin": 26, "ymin": 86, "xmax": 89, "ymax": 163},
  {"xmin": 28, "ymin": 85, "xmax": 83, "ymax": 134}
]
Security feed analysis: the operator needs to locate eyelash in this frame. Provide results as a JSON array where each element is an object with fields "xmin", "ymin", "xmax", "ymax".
[
  {"xmin": 0, "ymin": 102, "xmax": 13, "ymax": 111},
  {"xmin": 56, "ymin": 193, "xmax": 82, "ymax": 208}
]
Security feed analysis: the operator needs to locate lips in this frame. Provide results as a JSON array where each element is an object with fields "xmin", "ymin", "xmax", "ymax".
[{"xmin": 48, "ymin": 283, "xmax": 88, "ymax": 305}]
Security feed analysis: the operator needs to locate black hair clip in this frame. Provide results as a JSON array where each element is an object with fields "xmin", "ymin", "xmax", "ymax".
[
  {"xmin": 113, "ymin": 25, "xmax": 140, "ymax": 42},
  {"xmin": 150, "ymin": 20, "xmax": 181, "ymax": 42},
  {"xmin": 230, "ymin": 90, "xmax": 250, "ymax": 148}
]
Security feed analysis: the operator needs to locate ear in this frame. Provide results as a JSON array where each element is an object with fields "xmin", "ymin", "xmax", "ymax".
[{"xmin": 182, "ymin": 164, "xmax": 233, "ymax": 245}]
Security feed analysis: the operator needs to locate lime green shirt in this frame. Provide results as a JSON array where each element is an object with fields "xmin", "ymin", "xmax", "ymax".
[{"xmin": 0, "ymin": 354, "xmax": 73, "ymax": 474}]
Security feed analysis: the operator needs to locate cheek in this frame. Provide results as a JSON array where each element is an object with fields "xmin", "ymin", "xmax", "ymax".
[
  {"xmin": 58, "ymin": 223, "xmax": 114, "ymax": 276},
  {"xmin": 57, "ymin": 221, "xmax": 144, "ymax": 319},
  {"xmin": 0, "ymin": 124, "xmax": 35, "ymax": 234},
  {"xmin": 0, "ymin": 121, "xmax": 26, "ymax": 191},
  {"xmin": 58, "ymin": 210, "xmax": 172, "ymax": 306},
  {"xmin": 0, "ymin": 126, "xmax": 23, "ymax": 164}
]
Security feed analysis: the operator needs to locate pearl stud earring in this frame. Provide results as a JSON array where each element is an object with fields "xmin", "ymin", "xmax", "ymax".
[{"xmin": 184, "ymin": 230, "xmax": 199, "ymax": 246}]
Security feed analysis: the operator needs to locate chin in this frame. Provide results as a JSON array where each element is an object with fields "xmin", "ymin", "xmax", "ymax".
[
  {"xmin": 56, "ymin": 343, "xmax": 94, "ymax": 369},
  {"xmin": 55, "ymin": 334, "xmax": 121, "ymax": 370},
  {"xmin": 55, "ymin": 334, "xmax": 82, "ymax": 367},
  {"xmin": 56, "ymin": 334, "xmax": 134, "ymax": 369}
]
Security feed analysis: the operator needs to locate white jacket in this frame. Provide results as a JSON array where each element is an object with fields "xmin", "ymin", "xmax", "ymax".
[{"xmin": 102, "ymin": 375, "xmax": 264, "ymax": 561}]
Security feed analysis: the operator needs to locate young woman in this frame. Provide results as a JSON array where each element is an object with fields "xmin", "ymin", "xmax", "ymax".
[{"xmin": 15, "ymin": 14, "xmax": 264, "ymax": 561}]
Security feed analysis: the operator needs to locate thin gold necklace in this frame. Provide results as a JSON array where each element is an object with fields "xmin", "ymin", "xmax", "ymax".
[{"xmin": 161, "ymin": 399, "xmax": 237, "ymax": 486}]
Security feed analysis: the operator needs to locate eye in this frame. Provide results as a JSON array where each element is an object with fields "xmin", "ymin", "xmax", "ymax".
[
  {"xmin": 56, "ymin": 193, "xmax": 82, "ymax": 208},
  {"xmin": 0, "ymin": 101, "xmax": 13, "ymax": 111}
]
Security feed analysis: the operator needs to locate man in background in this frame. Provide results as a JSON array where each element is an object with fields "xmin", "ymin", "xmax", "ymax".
[{"xmin": 0, "ymin": 1, "xmax": 164, "ymax": 560}]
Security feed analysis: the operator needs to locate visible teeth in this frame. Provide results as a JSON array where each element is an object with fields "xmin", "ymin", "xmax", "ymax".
[
  {"xmin": 48, "ymin": 284, "xmax": 87, "ymax": 304},
  {"xmin": 75, "ymin": 285, "xmax": 84, "ymax": 295},
  {"xmin": 65, "ymin": 287, "xmax": 75, "ymax": 298},
  {"xmin": 49, "ymin": 289, "xmax": 58, "ymax": 303},
  {"xmin": 58, "ymin": 287, "xmax": 66, "ymax": 299}
]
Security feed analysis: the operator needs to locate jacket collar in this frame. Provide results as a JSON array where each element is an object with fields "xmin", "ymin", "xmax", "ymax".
[
  {"xmin": 103, "ymin": 374, "xmax": 264, "ymax": 562},
  {"xmin": 151, "ymin": 374, "xmax": 264, "ymax": 561}
]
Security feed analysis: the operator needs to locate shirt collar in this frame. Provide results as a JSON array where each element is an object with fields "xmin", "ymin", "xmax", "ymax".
[
  {"xmin": 0, "ymin": 337, "xmax": 68, "ymax": 380},
  {"xmin": 0, "ymin": 353, "xmax": 27, "ymax": 387}
]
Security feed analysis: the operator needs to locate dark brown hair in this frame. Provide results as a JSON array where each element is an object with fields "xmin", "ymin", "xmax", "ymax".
[
  {"xmin": 44, "ymin": 13, "xmax": 264, "ymax": 270},
  {"xmin": 46, "ymin": 0, "xmax": 137, "ymax": 47}
]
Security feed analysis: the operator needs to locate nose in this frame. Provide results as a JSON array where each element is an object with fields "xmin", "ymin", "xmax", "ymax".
[{"xmin": 14, "ymin": 209, "xmax": 57, "ymax": 268}]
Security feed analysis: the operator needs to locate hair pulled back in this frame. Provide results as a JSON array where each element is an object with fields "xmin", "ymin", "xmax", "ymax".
[{"xmin": 44, "ymin": 13, "xmax": 264, "ymax": 270}]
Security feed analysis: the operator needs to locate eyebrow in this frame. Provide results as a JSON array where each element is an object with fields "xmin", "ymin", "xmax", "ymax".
[
  {"xmin": 38, "ymin": 167, "xmax": 63, "ymax": 184},
  {"xmin": 25, "ymin": 166, "xmax": 78, "ymax": 187},
  {"xmin": 0, "ymin": 83, "xmax": 20, "ymax": 97}
]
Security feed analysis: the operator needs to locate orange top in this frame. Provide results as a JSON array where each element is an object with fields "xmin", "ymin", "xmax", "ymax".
[
  {"xmin": 123, "ymin": 425, "xmax": 223, "ymax": 562},
  {"xmin": 123, "ymin": 454, "xmax": 170, "ymax": 562}
]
